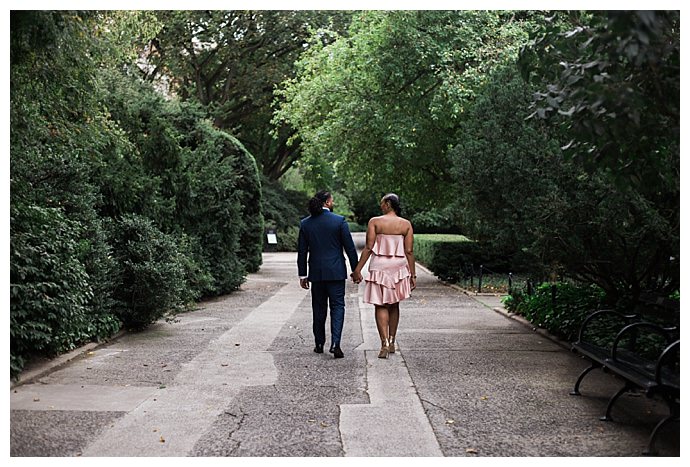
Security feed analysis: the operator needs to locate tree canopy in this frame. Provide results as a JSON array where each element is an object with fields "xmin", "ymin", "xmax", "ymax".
[
  {"xmin": 274, "ymin": 11, "xmax": 541, "ymax": 214},
  {"xmin": 141, "ymin": 10, "xmax": 352, "ymax": 180}
]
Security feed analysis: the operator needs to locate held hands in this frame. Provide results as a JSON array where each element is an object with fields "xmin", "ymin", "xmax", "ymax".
[{"xmin": 350, "ymin": 271, "xmax": 363, "ymax": 284}]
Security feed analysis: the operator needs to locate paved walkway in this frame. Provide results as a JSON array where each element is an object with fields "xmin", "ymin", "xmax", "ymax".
[{"xmin": 10, "ymin": 242, "xmax": 679, "ymax": 457}]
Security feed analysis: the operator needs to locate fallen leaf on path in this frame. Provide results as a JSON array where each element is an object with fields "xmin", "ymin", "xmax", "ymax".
[
  {"xmin": 87, "ymin": 351, "xmax": 95, "ymax": 355},
  {"xmin": 320, "ymin": 422, "xmax": 329, "ymax": 427},
  {"xmin": 221, "ymin": 363, "xmax": 229, "ymax": 367},
  {"xmin": 308, "ymin": 419, "xmax": 316, "ymax": 423},
  {"xmin": 446, "ymin": 419, "xmax": 455, "ymax": 425},
  {"xmin": 159, "ymin": 436, "xmax": 165, "ymax": 443},
  {"xmin": 480, "ymin": 396, "xmax": 489, "ymax": 401},
  {"xmin": 153, "ymin": 429, "xmax": 158, "ymax": 432},
  {"xmin": 466, "ymin": 448, "xmax": 478, "ymax": 454},
  {"xmin": 33, "ymin": 398, "xmax": 40, "ymax": 402}
]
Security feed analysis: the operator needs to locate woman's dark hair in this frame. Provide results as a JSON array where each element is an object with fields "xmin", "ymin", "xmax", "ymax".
[
  {"xmin": 308, "ymin": 190, "xmax": 331, "ymax": 217},
  {"xmin": 383, "ymin": 193, "xmax": 402, "ymax": 216}
]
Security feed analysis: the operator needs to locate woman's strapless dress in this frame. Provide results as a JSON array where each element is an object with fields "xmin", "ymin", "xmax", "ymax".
[{"xmin": 363, "ymin": 234, "xmax": 412, "ymax": 305}]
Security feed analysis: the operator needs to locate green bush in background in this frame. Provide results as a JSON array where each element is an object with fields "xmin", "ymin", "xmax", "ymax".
[
  {"xmin": 503, "ymin": 282, "xmax": 606, "ymax": 341},
  {"xmin": 347, "ymin": 222, "xmax": 367, "ymax": 233},
  {"xmin": 10, "ymin": 205, "xmax": 120, "ymax": 375},
  {"xmin": 10, "ymin": 12, "xmax": 265, "ymax": 377},
  {"xmin": 261, "ymin": 178, "xmax": 310, "ymax": 252},
  {"xmin": 414, "ymin": 234, "xmax": 482, "ymax": 282},
  {"xmin": 107, "ymin": 214, "xmax": 198, "ymax": 329}
]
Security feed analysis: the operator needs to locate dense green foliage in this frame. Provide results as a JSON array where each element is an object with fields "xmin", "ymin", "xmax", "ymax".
[
  {"xmin": 102, "ymin": 67, "xmax": 266, "ymax": 294},
  {"xmin": 414, "ymin": 234, "xmax": 478, "ymax": 282},
  {"xmin": 11, "ymin": 11, "xmax": 129, "ymax": 375},
  {"xmin": 449, "ymin": 63, "xmax": 677, "ymax": 305},
  {"xmin": 275, "ymin": 11, "xmax": 541, "ymax": 219},
  {"xmin": 519, "ymin": 12, "xmax": 679, "ymax": 191},
  {"xmin": 261, "ymin": 178, "xmax": 310, "ymax": 251},
  {"xmin": 516, "ymin": 11, "xmax": 679, "ymax": 304},
  {"xmin": 502, "ymin": 282, "xmax": 606, "ymax": 341},
  {"xmin": 143, "ymin": 11, "xmax": 352, "ymax": 181},
  {"xmin": 10, "ymin": 205, "xmax": 119, "ymax": 375},
  {"xmin": 106, "ymin": 214, "xmax": 197, "ymax": 329},
  {"xmin": 10, "ymin": 11, "xmax": 265, "ymax": 377},
  {"xmin": 414, "ymin": 234, "xmax": 520, "ymax": 283}
]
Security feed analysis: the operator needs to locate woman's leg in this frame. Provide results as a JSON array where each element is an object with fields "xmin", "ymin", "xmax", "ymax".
[
  {"xmin": 388, "ymin": 302, "xmax": 400, "ymax": 338},
  {"xmin": 387, "ymin": 302, "xmax": 400, "ymax": 352},
  {"xmin": 375, "ymin": 305, "xmax": 390, "ymax": 358}
]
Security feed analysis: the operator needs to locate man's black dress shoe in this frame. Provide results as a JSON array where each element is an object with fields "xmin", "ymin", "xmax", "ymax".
[
  {"xmin": 333, "ymin": 347, "xmax": 344, "ymax": 359},
  {"xmin": 329, "ymin": 346, "xmax": 334, "ymax": 354},
  {"xmin": 314, "ymin": 344, "xmax": 324, "ymax": 354}
]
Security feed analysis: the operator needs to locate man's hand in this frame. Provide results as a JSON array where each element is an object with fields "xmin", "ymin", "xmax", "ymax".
[
  {"xmin": 299, "ymin": 278, "xmax": 310, "ymax": 290},
  {"xmin": 350, "ymin": 271, "xmax": 362, "ymax": 284}
]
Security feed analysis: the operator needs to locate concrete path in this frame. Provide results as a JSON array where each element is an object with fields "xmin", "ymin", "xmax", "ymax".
[{"xmin": 10, "ymin": 238, "xmax": 679, "ymax": 457}]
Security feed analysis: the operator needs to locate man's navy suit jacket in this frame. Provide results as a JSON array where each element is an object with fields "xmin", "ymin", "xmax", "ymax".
[{"xmin": 297, "ymin": 210, "xmax": 358, "ymax": 282}]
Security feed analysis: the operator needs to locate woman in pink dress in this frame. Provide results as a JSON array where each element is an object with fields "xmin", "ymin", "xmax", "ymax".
[{"xmin": 351, "ymin": 193, "xmax": 416, "ymax": 358}]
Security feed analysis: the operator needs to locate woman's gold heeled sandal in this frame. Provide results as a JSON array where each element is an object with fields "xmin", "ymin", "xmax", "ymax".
[
  {"xmin": 378, "ymin": 339, "xmax": 389, "ymax": 359},
  {"xmin": 388, "ymin": 336, "xmax": 396, "ymax": 354}
]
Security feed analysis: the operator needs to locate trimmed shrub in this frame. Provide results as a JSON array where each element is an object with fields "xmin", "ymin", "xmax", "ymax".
[
  {"xmin": 220, "ymin": 132, "xmax": 263, "ymax": 274},
  {"xmin": 107, "ymin": 214, "xmax": 196, "ymax": 329},
  {"xmin": 414, "ymin": 234, "xmax": 479, "ymax": 282},
  {"xmin": 100, "ymin": 70, "xmax": 264, "ymax": 295}
]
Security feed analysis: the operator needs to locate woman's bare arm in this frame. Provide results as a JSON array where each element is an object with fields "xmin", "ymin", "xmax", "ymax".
[
  {"xmin": 353, "ymin": 218, "xmax": 377, "ymax": 280},
  {"xmin": 403, "ymin": 221, "xmax": 416, "ymax": 289}
]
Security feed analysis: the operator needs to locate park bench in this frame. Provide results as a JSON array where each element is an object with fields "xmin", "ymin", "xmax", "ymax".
[{"xmin": 569, "ymin": 308, "xmax": 680, "ymax": 455}]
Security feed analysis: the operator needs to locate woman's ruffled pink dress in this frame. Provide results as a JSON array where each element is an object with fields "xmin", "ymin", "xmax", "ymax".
[{"xmin": 363, "ymin": 234, "xmax": 412, "ymax": 305}]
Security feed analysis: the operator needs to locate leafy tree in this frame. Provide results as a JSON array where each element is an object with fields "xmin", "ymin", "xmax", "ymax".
[
  {"xmin": 451, "ymin": 63, "xmax": 678, "ymax": 305},
  {"xmin": 516, "ymin": 11, "xmax": 679, "ymax": 302},
  {"xmin": 142, "ymin": 10, "xmax": 352, "ymax": 180},
  {"xmin": 518, "ymin": 11, "xmax": 679, "ymax": 192},
  {"xmin": 275, "ymin": 11, "xmax": 541, "ymax": 217}
]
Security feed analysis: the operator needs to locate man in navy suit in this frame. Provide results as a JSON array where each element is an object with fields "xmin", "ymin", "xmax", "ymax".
[{"xmin": 297, "ymin": 190, "xmax": 358, "ymax": 359}]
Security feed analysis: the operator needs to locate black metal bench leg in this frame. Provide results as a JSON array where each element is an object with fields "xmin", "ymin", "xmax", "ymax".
[
  {"xmin": 570, "ymin": 362, "xmax": 600, "ymax": 396},
  {"xmin": 643, "ymin": 415, "xmax": 677, "ymax": 455},
  {"xmin": 643, "ymin": 396, "xmax": 679, "ymax": 456},
  {"xmin": 600, "ymin": 383, "xmax": 633, "ymax": 422}
]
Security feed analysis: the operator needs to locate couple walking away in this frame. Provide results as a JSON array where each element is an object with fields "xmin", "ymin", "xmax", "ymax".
[{"xmin": 297, "ymin": 191, "xmax": 416, "ymax": 359}]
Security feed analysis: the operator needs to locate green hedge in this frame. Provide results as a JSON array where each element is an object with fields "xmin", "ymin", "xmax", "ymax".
[
  {"xmin": 107, "ymin": 214, "xmax": 198, "ymax": 329},
  {"xmin": 10, "ymin": 204, "xmax": 120, "ymax": 375},
  {"xmin": 10, "ymin": 13, "xmax": 265, "ymax": 377},
  {"xmin": 414, "ymin": 234, "xmax": 479, "ymax": 282}
]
